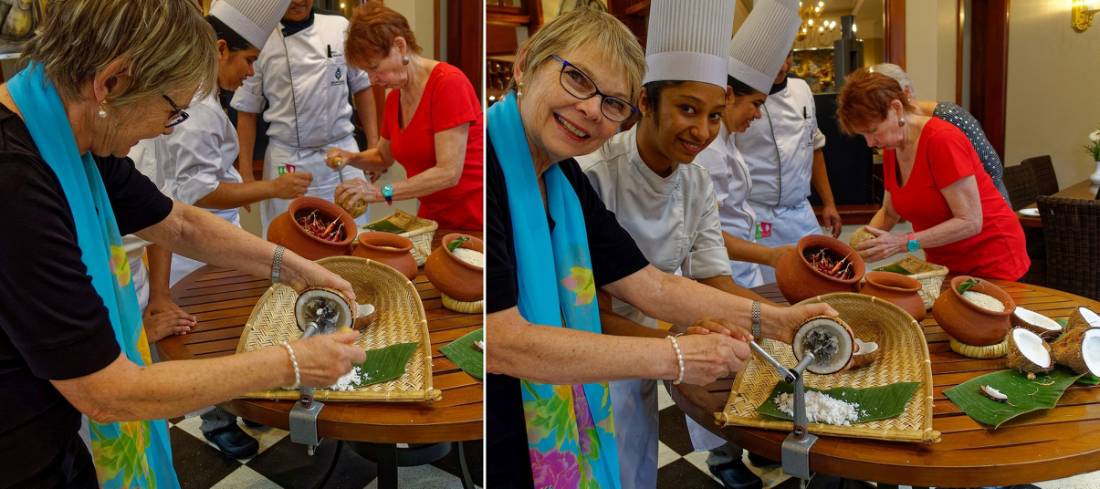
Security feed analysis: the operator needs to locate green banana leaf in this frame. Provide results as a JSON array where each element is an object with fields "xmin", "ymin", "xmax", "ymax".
[
  {"xmin": 363, "ymin": 220, "xmax": 405, "ymax": 233},
  {"xmin": 944, "ymin": 368, "xmax": 1083, "ymax": 428},
  {"xmin": 874, "ymin": 263, "xmax": 914, "ymax": 275},
  {"xmin": 757, "ymin": 381, "xmax": 921, "ymax": 424},
  {"xmin": 441, "ymin": 328, "xmax": 484, "ymax": 381},
  {"xmin": 357, "ymin": 342, "xmax": 419, "ymax": 386}
]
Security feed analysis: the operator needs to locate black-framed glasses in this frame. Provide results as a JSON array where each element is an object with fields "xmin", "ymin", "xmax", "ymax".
[
  {"xmin": 162, "ymin": 94, "xmax": 189, "ymax": 128},
  {"xmin": 550, "ymin": 55, "xmax": 637, "ymax": 122}
]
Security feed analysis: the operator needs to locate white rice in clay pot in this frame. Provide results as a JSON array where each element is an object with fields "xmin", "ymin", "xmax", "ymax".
[
  {"xmin": 774, "ymin": 391, "xmax": 866, "ymax": 426},
  {"xmin": 452, "ymin": 248, "xmax": 484, "ymax": 268},
  {"xmin": 962, "ymin": 290, "xmax": 1005, "ymax": 312}
]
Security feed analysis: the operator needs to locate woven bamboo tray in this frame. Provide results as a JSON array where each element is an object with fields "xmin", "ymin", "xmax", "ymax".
[
  {"xmin": 718, "ymin": 293, "xmax": 939, "ymax": 443},
  {"xmin": 898, "ymin": 255, "xmax": 948, "ymax": 309},
  {"xmin": 235, "ymin": 256, "xmax": 441, "ymax": 402},
  {"xmin": 363, "ymin": 210, "xmax": 438, "ymax": 266}
]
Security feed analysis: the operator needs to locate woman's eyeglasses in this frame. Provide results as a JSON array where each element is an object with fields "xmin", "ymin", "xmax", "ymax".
[
  {"xmin": 162, "ymin": 95, "xmax": 189, "ymax": 128},
  {"xmin": 550, "ymin": 55, "xmax": 636, "ymax": 123}
]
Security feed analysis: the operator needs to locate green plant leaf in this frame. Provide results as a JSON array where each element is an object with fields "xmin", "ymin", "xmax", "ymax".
[
  {"xmin": 441, "ymin": 328, "xmax": 483, "ymax": 380},
  {"xmin": 447, "ymin": 235, "xmax": 470, "ymax": 252},
  {"xmin": 957, "ymin": 278, "xmax": 980, "ymax": 295},
  {"xmin": 756, "ymin": 381, "xmax": 921, "ymax": 424},
  {"xmin": 357, "ymin": 342, "xmax": 419, "ymax": 386},
  {"xmin": 363, "ymin": 220, "xmax": 405, "ymax": 233},
  {"xmin": 944, "ymin": 368, "xmax": 1083, "ymax": 428}
]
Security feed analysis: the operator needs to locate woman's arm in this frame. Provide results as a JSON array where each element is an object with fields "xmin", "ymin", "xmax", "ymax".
[
  {"xmin": 486, "ymin": 307, "xmax": 750, "ymax": 386},
  {"xmin": 857, "ymin": 176, "xmax": 983, "ymax": 262},
  {"xmin": 192, "ymin": 172, "xmax": 312, "ymax": 210},
  {"xmin": 722, "ymin": 231, "xmax": 788, "ymax": 268},
  {"xmin": 235, "ymin": 112, "xmax": 259, "ymax": 183},
  {"xmin": 602, "ymin": 265, "xmax": 836, "ymax": 344},
  {"xmin": 51, "ymin": 330, "xmax": 365, "ymax": 423}
]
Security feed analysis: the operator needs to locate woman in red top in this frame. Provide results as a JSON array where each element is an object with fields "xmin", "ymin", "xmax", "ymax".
[
  {"xmin": 837, "ymin": 69, "xmax": 1029, "ymax": 280},
  {"xmin": 328, "ymin": 2, "xmax": 483, "ymax": 230}
]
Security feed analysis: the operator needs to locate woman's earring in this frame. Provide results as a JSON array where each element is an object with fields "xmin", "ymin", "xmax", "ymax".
[
  {"xmin": 897, "ymin": 117, "xmax": 905, "ymax": 127},
  {"xmin": 96, "ymin": 103, "xmax": 108, "ymax": 119},
  {"xmin": 401, "ymin": 55, "xmax": 410, "ymax": 65},
  {"xmin": 516, "ymin": 81, "xmax": 524, "ymax": 98}
]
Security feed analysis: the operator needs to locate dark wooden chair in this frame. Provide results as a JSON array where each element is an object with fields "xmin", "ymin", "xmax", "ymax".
[
  {"xmin": 1022, "ymin": 155, "xmax": 1059, "ymax": 196},
  {"xmin": 1037, "ymin": 196, "xmax": 1100, "ymax": 302},
  {"xmin": 1003, "ymin": 164, "xmax": 1038, "ymax": 211}
]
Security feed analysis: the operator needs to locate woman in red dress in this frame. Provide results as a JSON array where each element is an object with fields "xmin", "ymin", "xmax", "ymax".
[
  {"xmin": 837, "ymin": 69, "xmax": 1029, "ymax": 280},
  {"xmin": 328, "ymin": 2, "xmax": 483, "ymax": 230}
]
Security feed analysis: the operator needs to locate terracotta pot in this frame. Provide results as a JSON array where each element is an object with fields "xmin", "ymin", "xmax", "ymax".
[
  {"xmin": 932, "ymin": 275, "xmax": 1015, "ymax": 346},
  {"xmin": 352, "ymin": 232, "xmax": 418, "ymax": 280},
  {"xmin": 775, "ymin": 235, "xmax": 866, "ymax": 304},
  {"xmin": 424, "ymin": 233, "xmax": 484, "ymax": 302},
  {"xmin": 860, "ymin": 271, "xmax": 926, "ymax": 321},
  {"xmin": 267, "ymin": 196, "xmax": 357, "ymax": 260}
]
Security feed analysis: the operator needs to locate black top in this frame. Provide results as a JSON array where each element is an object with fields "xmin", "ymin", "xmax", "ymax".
[
  {"xmin": 0, "ymin": 104, "xmax": 173, "ymax": 487},
  {"xmin": 933, "ymin": 102, "xmax": 1010, "ymax": 205},
  {"xmin": 485, "ymin": 134, "xmax": 649, "ymax": 487}
]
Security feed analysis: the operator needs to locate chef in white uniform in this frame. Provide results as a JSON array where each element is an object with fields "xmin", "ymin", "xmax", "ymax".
[
  {"xmin": 231, "ymin": 0, "xmax": 376, "ymax": 237},
  {"xmin": 577, "ymin": 2, "xmax": 762, "ymax": 487},
  {"xmin": 735, "ymin": 49, "xmax": 842, "ymax": 283},
  {"xmin": 131, "ymin": 0, "xmax": 297, "ymax": 460}
]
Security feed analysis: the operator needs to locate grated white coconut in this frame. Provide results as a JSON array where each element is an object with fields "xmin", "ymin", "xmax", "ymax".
[
  {"xmin": 329, "ymin": 366, "xmax": 363, "ymax": 391},
  {"xmin": 452, "ymin": 248, "xmax": 484, "ymax": 268},
  {"xmin": 962, "ymin": 291, "xmax": 1005, "ymax": 312},
  {"xmin": 774, "ymin": 391, "xmax": 865, "ymax": 426}
]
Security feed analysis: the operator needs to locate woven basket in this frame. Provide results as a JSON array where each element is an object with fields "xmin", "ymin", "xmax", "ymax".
[
  {"xmin": 442, "ymin": 294, "xmax": 483, "ymax": 314},
  {"xmin": 883, "ymin": 255, "xmax": 948, "ymax": 310},
  {"xmin": 718, "ymin": 293, "xmax": 939, "ymax": 443},
  {"xmin": 235, "ymin": 256, "xmax": 441, "ymax": 402},
  {"xmin": 363, "ymin": 210, "xmax": 438, "ymax": 266}
]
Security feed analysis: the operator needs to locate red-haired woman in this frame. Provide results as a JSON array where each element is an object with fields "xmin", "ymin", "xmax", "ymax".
[
  {"xmin": 327, "ymin": 2, "xmax": 483, "ymax": 230},
  {"xmin": 837, "ymin": 68, "xmax": 1028, "ymax": 280}
]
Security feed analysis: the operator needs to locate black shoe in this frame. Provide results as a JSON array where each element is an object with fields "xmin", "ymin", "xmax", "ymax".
[
  {"xmin": 747, "ymin": 452, "xmax": 779, "ymax": 468},
  {"xmin": 709, "ymin": 458, "xmax": 763, "ymax": 489},
  {"xmin": 203, "ymin": 423, "xmax": 259, "ymax": 459},
  {"xmin": 241, "ymin": 419, "xmax": 265, "ymax": 429}
]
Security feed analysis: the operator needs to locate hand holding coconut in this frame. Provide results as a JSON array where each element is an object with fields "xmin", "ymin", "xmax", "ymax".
[
  {"xmin": 336, "ymin": 178, "xmax": 382, "ymax": 206},
  {"xmin": 767, "ymin": 302, "xmax": 841, "ymax": 344},
  {"xmin": 852, "ymin": 226, "xmax": 908, "ymax": 263}
]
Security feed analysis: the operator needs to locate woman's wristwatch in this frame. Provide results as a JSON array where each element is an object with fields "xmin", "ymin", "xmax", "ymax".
[
  {"xmin": 381, "ymin": 184, "xmax": 394, "ymax": 205},
  {"xmin": 751, "ymin": 301, "xmax": 762, "ymax": 341}
]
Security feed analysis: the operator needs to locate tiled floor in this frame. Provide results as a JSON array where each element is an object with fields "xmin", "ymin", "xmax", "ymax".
[{"xmin": 168, "ymin": 414, "xmax": 482, "ymax": 488}]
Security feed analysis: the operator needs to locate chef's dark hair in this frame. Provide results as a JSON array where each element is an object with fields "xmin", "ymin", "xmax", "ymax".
[
  {"xmin": 727, "ymin": 75, "xmax": 762, "ymax": 97},
  {"xmin": 641, "ymin": 80, "xmax": 688, "ymax": 118},
  {"xmin": 206, "ymin": 16, "xmax": 255, "ymax": 52}
]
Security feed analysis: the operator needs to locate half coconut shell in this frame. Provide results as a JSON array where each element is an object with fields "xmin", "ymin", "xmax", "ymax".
[
  {"xmin": 1005, "ymin": 327, "xmax": 1054, "ymax": 374},
  {"xmin": 848, "ymin": 339, "xmax": 880, "ymax": 370},
  {"xmin": 1052, "ymin": 325, "xmax": 1100, "ymax": 377},
  {"xmin": 1067, "ymin": 307, "xmax": 1100, "ymax": 333},
  {"xmin": 1011, "ymin": 306, "xmax": 1063, "ymax": 341},
  {"xmin": 792, "ymin": 316, "xmax": 855, "ymax": 375}
]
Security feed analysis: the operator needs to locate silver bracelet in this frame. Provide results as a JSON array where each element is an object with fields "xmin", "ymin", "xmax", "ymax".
[
  {"xmin": 280, "ymin": 341, "xmax": 300, "ymax": 389},
  {"xmin": 271, "ymin": 245, "xmax": 285, "ymax": 284},
  {"xmin": 667, "ymin": 335, "xmax": 685, "ymax": 385},
  {"xmin": 751, "ymin": 301, "xmax": 762, "ymax": 341}
]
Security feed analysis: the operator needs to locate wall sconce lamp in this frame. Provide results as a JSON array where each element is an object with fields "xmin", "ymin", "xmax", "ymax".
[{"xmin": 1073, "ymin": 0, "xmax": 1100, "ymax": 32}]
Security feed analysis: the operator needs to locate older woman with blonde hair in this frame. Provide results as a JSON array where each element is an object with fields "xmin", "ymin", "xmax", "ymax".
[
  {"xmin": 0, "ymin": 1, "xmax": 364, "ymax": 486},
  {"xmin": 837, "ymin": 68, "xmax": 1028, "ymax": 280},
  {"xmin": 485, "ymin": 6, "xmax": 835, "ymax": 487}
]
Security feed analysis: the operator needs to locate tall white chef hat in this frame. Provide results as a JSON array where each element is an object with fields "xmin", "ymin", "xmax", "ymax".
[
  {"xmin": 209, "ymin": 0, "xmax": 292, "ymax": 49},
  {"xmin": 642, "ymin": 0, "xmax": 735, "ymax": 89},
  {"xmin": 727, "ymin": 0, "xmax": 801, "ymax": 93}
]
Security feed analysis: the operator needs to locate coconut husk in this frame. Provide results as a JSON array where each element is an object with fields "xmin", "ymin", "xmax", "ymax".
[
  {"xmin": 1005, "ymin": 328, "xmax": 1054, "ymax": 374},
  {"xmin": 848, "ymin": 339, "xmax": 880, "ymax": 370},
  {"xmin": 1067, "ymin": 307, "xmax": 1100, "ymax": 334},
  {"xmin": 1052, "ymin": 325, "xmax": 1100, "ymax": 376},
  {"xmin": 849, "ymin": 226, "xmax": 875, "ymax": 249}
]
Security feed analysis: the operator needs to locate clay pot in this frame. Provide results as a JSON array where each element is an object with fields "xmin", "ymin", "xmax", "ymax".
[
  {"xmin": 860, "ymin": 271, "xmax": 926, "ymax": 321},
  {"xmin": 352, "ymin": 232, "xmax": 418, "ymax": 280},
  {"xmin": 775, "ymin": 235, "xmax": 866, "ymax": 304},
  {"xmin": 424, "ymin": 233, "xmax": 484, "ymax": 302},
  {"xmin": 267, "ymin": 196, "xmax": 357, "ymax": 260},
  {"xmin": 932, "ymin": 275, "xmax": 1016, "ymax": 346}
]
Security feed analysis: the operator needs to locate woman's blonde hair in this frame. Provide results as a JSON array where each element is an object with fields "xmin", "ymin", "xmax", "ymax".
[
  {"xmin": 21, "ymin": 0, "xmax": 218, "ymax": 107},
  {"xmin": 513, "ymin": 7, "xmax": 644, "ymax": 103}
]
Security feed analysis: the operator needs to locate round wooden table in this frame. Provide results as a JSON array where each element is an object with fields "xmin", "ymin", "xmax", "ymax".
[
  {"xmin": 672, "ymin": 280, "xmax": 1100, "ymax": 487},
  {"xmin": 160, "ymin": 232, "xmax": 482, "ymax": 487}
]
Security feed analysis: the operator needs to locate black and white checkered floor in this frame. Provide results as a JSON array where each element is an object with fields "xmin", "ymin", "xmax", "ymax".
[
  {"xmin": 168, "ymin": 414, "xmax": 481, "ymax": 488},
  {"xmin": 654, "ymin": 385, "xmax": 1100, "ymax": 489}
]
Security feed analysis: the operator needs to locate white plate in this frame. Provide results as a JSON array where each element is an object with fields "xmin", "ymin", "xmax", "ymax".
[{"xmin": 1018, "ymin": 207, "xmax": 1040, "ymax": 217}]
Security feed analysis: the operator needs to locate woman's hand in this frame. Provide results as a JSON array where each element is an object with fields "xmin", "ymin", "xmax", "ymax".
[
  {"xmin": 325, "ymin": 148, "xmax": 359, "ymax": 170},
  {"xmin": 143, "ymin": 308, "xmax": 195, "ymax": 343},
  {"xmin": 765, "ymin": 302, "xmax": 840, "ymax": 344},
  {"xmin": 766, "ymin": 245, "xmax": 795, "ymax": 268},
  {"xmin": 271, "ymin": 171, "xmax": 312, "ymax": 199},
  {"xmin": 288, "ymin": 331, "xmax": 367, "ymax": 387},
  {"xmin": 335, "ymin": 178, "xmax": 382, "ymax": 206},
  {"xmin": 686, "ymin": 317, "xmax": 752, "ymax": 342},
  {"xmin": 280, "ymin": 253, "xmax": 357, "ymax": 305},
  {"xmin": 673, "ymin": 333, "xmax": 752, "ymax": 385},
  {"xmin": 854, "ymin": 226, "xmax": 906, "ymax": 263}
]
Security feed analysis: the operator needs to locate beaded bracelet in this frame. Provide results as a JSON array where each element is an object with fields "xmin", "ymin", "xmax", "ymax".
[
  {"xmin": 667, "ymin": 335, "xmax": 685, "ymax": 385},
  {"xmin": 280, "ymin": 341, "xmax": 300, "ymax": 389}
]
